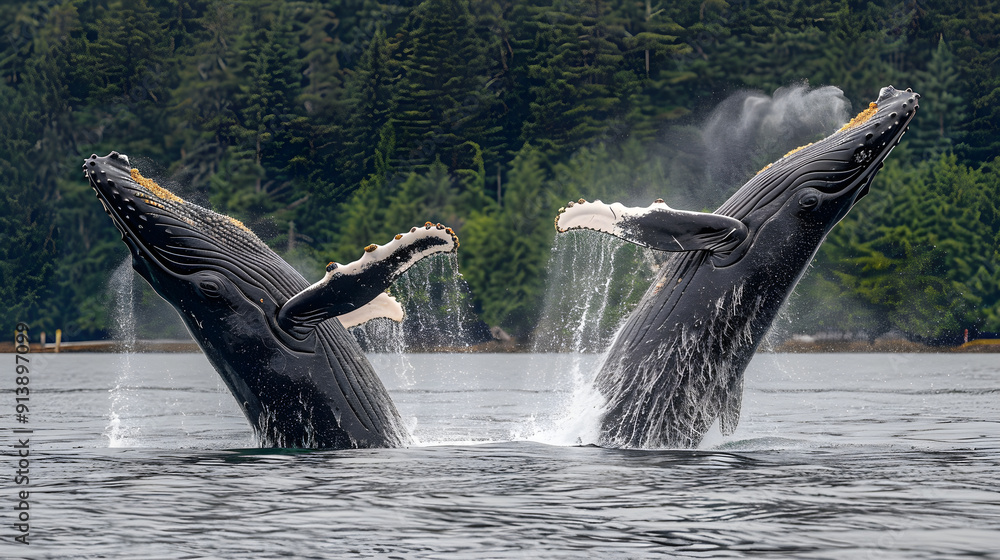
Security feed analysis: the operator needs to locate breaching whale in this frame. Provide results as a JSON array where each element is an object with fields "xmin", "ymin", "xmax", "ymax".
[
  {"xmin": 85, "ymin": 151, "xmax": 459, "ymax": 448},
  {"xmin": 556, "ymin": 86, "xmax": 919, "ymax": 448}
]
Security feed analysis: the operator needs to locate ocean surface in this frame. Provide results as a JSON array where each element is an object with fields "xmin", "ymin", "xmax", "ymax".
[{"xmin": 2, "ymin": 351, "xmax": 998, "ymax": 559}]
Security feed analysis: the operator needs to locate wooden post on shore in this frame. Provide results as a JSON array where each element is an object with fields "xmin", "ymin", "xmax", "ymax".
[
  {"xmin": 55, "ymin": 329, "xmax": 62, "ymax": 353},
  {"xmin": 40, "ymin": 332, "xmax": 46, "ymax": 348}
]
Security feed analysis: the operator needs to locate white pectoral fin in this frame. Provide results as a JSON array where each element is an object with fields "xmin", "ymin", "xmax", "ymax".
[
  {"xmin": 336, "ymin": 292, "xmax": 405, "ymax": 328},
  {"xmin": 336, "ymin": 222, "xmax": 460, "ymax": 283},
  {"xmin": 555, "ymin": 199, "xmax": 630, "ymax": 235},
  {"xmin": 277, "ymin": 223, "xmax": 459, "ymax": 333},
  {"xmin": 556, "ymin": 199, "xmax": 747, "ymax": 253}
]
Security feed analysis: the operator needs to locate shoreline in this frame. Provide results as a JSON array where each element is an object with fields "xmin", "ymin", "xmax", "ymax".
[
  {"xmin": 771, "ymin": 338, "xmax": 1000, "ymax": 353},
  {"xmin": 2, "ymin": 338, "xmax": 998, "ymax": 354}
]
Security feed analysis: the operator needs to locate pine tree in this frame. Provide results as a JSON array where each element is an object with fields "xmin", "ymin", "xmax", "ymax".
[
  {"xmin": 811, "ymin": 1, "xmax": 903, "ymax": 107},
  {"xmin": 460, "ymin": 145, "xmax": 554, "ymax": 337},
  {"xmin": 341, "ymin": 26, "xmax": 398, "ymax": 187},
  {"xmin": 0, "ymin": 83, "xmax": 56, "ymax": 333},
  {"xmin": 468, "ymin": 0, "xmax": 520, "ymax": 199},
  {"xmin": 948, "ymin": 2, "xmax": 1000, "ymax": 163},
  {"xmin": 289, "ymin": 1, "xmax": 343, "ymax": 117},
  {"xmin": 84, "ymin": 0, "xmax": 172, "ymax": 104},
  {"xmin": 168, "ymin": 0, "xmax": 247, "ymax": 189},
  {"xmin": 391, "ymin": 0, "xmax": 497, "ymax": 176},
  {"xmin": 617, "ymin": 0, "xmax": 692, "ymax": 140},
  {"xmin": 911, "ymin": 36, "xmax": 966, "ymax": 159},
  {"xmin": 513, "ymin": 0, "xmax": 636, "ymax": 157},
  {"xmin": 225, "ymin": 10, "xmax": 299, "ymax": 196},
  {"xmin": 286, "ymin": 0, "xmax": 344, "ymax": 185},
  {"xmin": 385, "ymin": 158, "xmax": 462, "ymax": 233}
]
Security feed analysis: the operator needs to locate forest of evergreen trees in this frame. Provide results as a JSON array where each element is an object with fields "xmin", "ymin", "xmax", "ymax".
[{"xmin": 1, "ymin": 0, "xmax": 998, "ymax": 344}]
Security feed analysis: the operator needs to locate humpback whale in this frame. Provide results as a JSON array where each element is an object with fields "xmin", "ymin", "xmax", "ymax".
[
  {"xmin": 556, "ymin": 86, "xmax": 919, "ymax": 448},
  {"xmin": 85, "ymin": 151, "xmax": 459, "ymax": 448}
]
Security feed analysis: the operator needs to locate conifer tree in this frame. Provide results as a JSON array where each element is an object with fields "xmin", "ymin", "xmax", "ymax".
[
  {"xmin": 85, "ymin": 0, "xmax": 172, "ymax": 104},
  {"xmin": 341, "ymin": 26, "xmax": 398, "ymax": 188},
  {"xmin": 812, "ymin": 1, "xmax": 900, "ymax": 107},
  {"xmin": 287, "ymin": 0, "xmax": 344, "ymax": 181},
  {"xmin": 911, "ymin": 36, "xmax": 966, "ymax": 159},
  {"xmin": 169, "ymin": 0, "xmax": 245, "ymax": 189},
  {"xmin": 290, "ymin": 1, "xmax": 343, "ymax": 117},
  {"xmin": 617, "ymin": 0, "xmax": 692, "ymax": 140},
  {"xmin": 469, "ymin": 0, "xmax": 520, "ymax": 190},
  {"xmin": 385, "ymin": 159, "xmax": 462, "ymax": 233},
  {"xmin": 514, "ymin": 0, "xmax": 634, "ymax": 156},
  {"xmin": 460, "ymin": 145, "xmax": 554, "ymax": 337},
  {"xmin": 392, "ymin": 0, "xmax": 497, "ymax": 177},
  {"xmin": 225, "ymin": 9, "xmax": 299, "ymax": 196},
  {"xmin": 0, "ymin": 84, "xmax": 55, "ymax": 332}
]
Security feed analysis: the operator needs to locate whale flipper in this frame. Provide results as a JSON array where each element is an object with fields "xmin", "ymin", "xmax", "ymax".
[
  {"xmin": 556, "ymin": 199, "xmax": 747, "ymax": 253},
  {"xmin": 336, "ymin": 292, "xmax": 405, "ymax": 328},
  {"xmin": 278, "ymin": 223, "xmax": 459, "ymax": 334},
  {"xmin": 719, "ymin": 376, "xmax": 744, "ymax": 437}
]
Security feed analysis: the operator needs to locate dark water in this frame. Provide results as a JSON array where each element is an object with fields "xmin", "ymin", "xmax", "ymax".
[{"xmin": 3, "ymin": 352, "xmax": 998, "ymax": 558}]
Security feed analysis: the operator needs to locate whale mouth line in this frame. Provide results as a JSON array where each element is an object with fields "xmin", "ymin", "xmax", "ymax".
[{"xmin": 855, "ymin": 183, "xmax": 871, "ymax": 202}]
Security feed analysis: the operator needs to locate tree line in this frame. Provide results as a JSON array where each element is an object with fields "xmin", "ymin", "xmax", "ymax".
[{"xmin": 1, "ymin": 0, "xmax": 997, "ymax": 344}]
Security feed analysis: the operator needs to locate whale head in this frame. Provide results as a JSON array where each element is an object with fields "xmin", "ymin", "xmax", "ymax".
[
  {"xmin": 84, "ymin": 150, "xmax": 459, "ymax": 349},
  {"xmin": 83, "ymin": 151, "xmax": 301, "ymax": 350},
  {"xmin": 713, "ymin": 85, "xmax": 919, "ymax": 266}
]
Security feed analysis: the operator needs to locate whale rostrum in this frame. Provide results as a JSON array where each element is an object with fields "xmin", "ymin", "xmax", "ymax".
[
  {"xmin": 85, "ymin": 151, "xmax": 457, "ymax": 448},
  {"xmin": 556, "ymin": 86, "xmax": 919, "ymax": 449}
]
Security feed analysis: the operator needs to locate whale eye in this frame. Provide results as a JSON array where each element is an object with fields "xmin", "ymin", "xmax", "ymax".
[
  {"xmin": 799, "ymin": 192, "xmax": 820, "ymax": 210},
  {"xmin": 198, "ymin": 279, "xmax": 222, "ymax": 298}
]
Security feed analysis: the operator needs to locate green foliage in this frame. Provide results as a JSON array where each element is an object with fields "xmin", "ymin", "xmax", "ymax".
[
  {"xmin": 392, "ymin": 0, "xmax": 498, "ymax": 175},
  {"xmin": 340, "ymin": 26, "xmax": 397, "ymax": 188},
  {"xmin": 910, "ymin": 36, "xmax": 966, "ymax": 159},
  {"xmin": 461, "ymin": 145, "xmax": 554, "ymax": 337},
  {"xmin": 792, "ymin": 154, "xmax": 1000, "ymax": 341},
  {"xmin": 1, "ymin": 0, "xmax": 999, "ymax": 343},
  {"xmin": 0, "ymin": 83, "xmax": 56, "ymax": 334}
]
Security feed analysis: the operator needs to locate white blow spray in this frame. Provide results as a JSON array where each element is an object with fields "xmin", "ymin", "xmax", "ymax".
[{"xmin": 702, "ymin": 84, "xmax": 851, "ymax": 198}]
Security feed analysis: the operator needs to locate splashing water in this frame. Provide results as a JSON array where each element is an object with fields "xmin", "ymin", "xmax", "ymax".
[
  {"xmin": 533, "ymin": 232, "xmax": 654, "ymax": 353},
  {"xmin": 395, "ymin": 254, "xmax": 471, "ymax": 349},
  {"xmin": 105, "ymin": 258, "xmax": 141, "ymax": 447},
  {"xmin": 522, "ymin": 232, "xmax": 656, "ymax": 445},
  {"xmin": 661, "ymin": 84, "xmax": 852, "ymax": 210},
  {"xmin": 355, "ymin": 320, "xmax": 419, "ymax": 390},
  {"xmin": 521, "ymin": 86, "xmax": 852, "ymax": 446},
  {"xmin": 355, "ymin": 254, "xmax": 487, "ymax": 352},
  {"xmin": 352, "ymin": 254, "xmax": 487, "ymax": 443},
  {"xmin": 350, "ymin": 318, "xmax": 408, "ymax": 354}
]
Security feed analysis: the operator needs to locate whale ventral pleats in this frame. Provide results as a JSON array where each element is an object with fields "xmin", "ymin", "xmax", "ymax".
[
  {"xmin": 552, "ymin": 85, "xmax": 919, "ymax": 449},
  {"xmin": 86, "ymin": 149, "xmax": 470, "ymax": 449}
]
